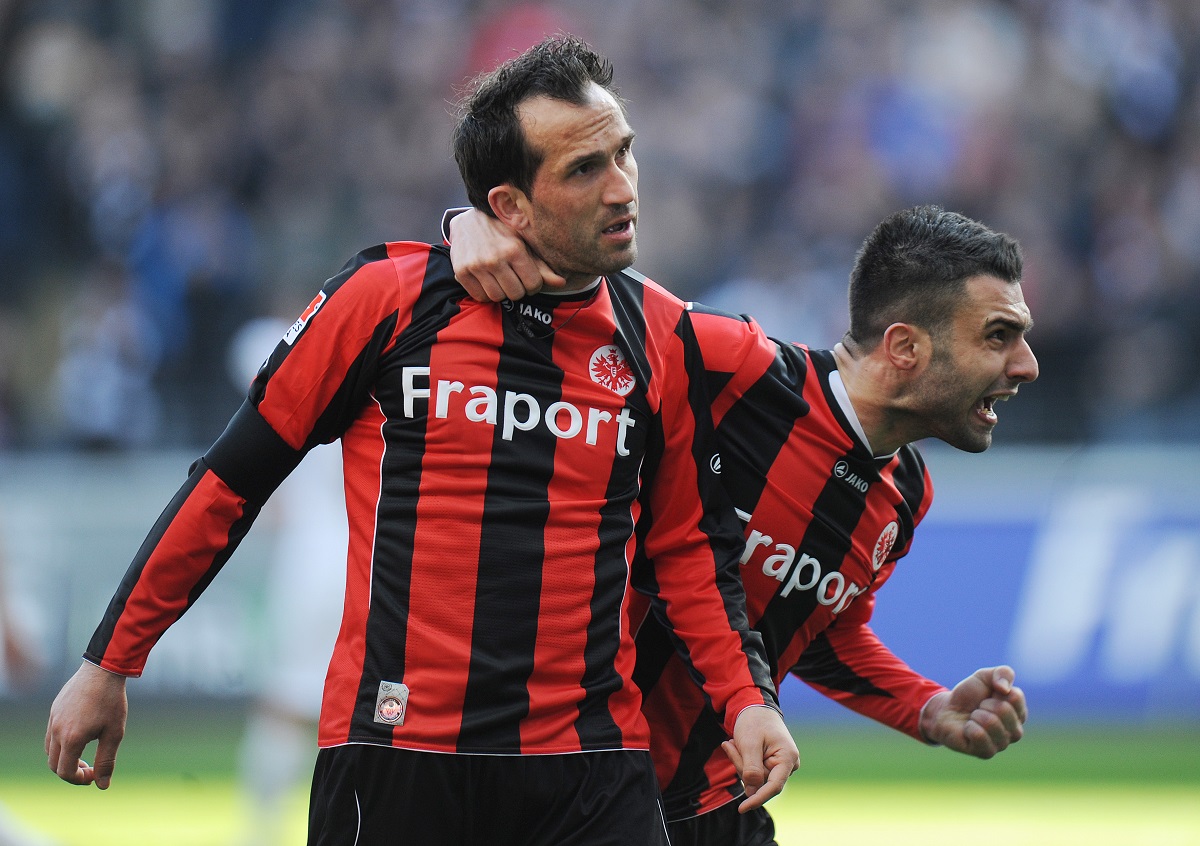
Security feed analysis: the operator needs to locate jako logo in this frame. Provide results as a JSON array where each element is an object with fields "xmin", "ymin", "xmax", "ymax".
[
  {"xmin": 833, "ymin": 460, "xmax": 869, "ymax": 493},
  {"xmin": 710, "ymin": 453, "xmax": 722, "ymax": 474},
  {"xmin": 590, "ymin": 345, "xmax": 636, "ymax": 396},
  {"xmin": 284, "ymin": 291, "xmax": 327, "ymax": 345}
]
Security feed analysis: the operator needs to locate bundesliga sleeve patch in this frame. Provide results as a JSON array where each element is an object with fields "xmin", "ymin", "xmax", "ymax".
[
  {"xmin": 284, "ymin": 291, "xmax": 327, "ymax": 345},
  {"xmin": 374, "ymin": 680, "xmax": 410, "ymax": 725}
]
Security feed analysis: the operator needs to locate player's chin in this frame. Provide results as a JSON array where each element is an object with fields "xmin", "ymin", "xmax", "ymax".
[
  {"xmin": 946, "ymin": 424, "xmax": 993, "ymax": 454},
  {"xmin": 590, "ymin": 247, "xmax": 638, "ymax": 277},
  {"xmin": 602, "ymin": 242, "xmax": 637, "ymax": 271}
]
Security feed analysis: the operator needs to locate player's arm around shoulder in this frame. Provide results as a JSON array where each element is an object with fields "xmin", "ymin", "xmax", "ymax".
[{"xmin": 444, "ymin": 206, "xmax": 565, "ymax": 301}]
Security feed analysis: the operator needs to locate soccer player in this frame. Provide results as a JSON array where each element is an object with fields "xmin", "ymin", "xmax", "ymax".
[
  {"xmin": 45, "ymin": 36, "xmax": 798, "ymax": 846},
  {"xmin": 446, "ymin": 202, "xmax": 1035, "ymax": 846}
]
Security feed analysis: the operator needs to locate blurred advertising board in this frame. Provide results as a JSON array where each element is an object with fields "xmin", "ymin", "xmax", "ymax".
[{"xmin": 2, "ymin": 446, "xmax": 1198, "ymax": 722}]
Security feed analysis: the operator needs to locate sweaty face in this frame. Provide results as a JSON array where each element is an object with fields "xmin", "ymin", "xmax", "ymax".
[
  {"xmin": 911, "ymin": 275, "xmax": 1038, "ymax": 452},
  {"xmin": 516, "ymin": 85, "xmax": 638, "ymax": 288}
]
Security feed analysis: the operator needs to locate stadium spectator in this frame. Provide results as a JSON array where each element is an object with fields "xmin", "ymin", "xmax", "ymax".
[
  {"xmin": 1, "ymin": 2, "xmax": 1198, "ymax": 447},
  {"xmin": 44, "ymin": 36, "xmax": 796, "ymax": 845},
  {"xmin": 0, "ymin": 3, "xmax": 1194, "ymax": 447},
  {"xmin": 448, "ymin": 202, "xmax": 1032, "ymax": 845}
]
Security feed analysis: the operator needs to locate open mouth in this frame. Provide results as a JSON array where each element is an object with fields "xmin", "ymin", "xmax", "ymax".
[
  {"xmin": 977, "ymin": 392, "xmax": 1012, "ymax": 425},
  {"xmin": 602, "ymin": 218, "xmax": 633, "ymax": 236}
]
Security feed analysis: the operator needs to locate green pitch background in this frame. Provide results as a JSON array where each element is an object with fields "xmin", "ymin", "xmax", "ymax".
[{"xmin": 4, "ymin": 701, "xmax": 1198, "ymax": 845}]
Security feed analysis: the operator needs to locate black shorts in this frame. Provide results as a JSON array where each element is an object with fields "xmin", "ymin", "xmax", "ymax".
[
  {"xmin": 666, "ymin": 800, "xmax": 777, "ymax": 846},
  {"xmin": 308, "ymin": 745, "xmax": 670, "ymax": 846}
]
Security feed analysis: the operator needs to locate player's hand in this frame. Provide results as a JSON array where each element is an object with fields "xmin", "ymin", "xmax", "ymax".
[
  {"xmin": 723, "ymin": 704, "xmax": 800, "ymax": 813},
  {"xmin": 448, "ymin": 208, "xmax": 565, "ymax": 302},
  {"xmin": 46, "ymin": 661, "xmax": 128, "ymax": 789},
  {"xmin": 919, "ymin": 665, "xmax": 1027, "ymax": 758}
]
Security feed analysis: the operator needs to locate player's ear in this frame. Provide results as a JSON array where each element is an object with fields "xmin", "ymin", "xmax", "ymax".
[
  {"xmin": 881, "ymin": 322, "xmax": 930, "ymax": 372},
  {"xmin": 488, "ymin": 185, "xmax": 531, "ymax": 232}
]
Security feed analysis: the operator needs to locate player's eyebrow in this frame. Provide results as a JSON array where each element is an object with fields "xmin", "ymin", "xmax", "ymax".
[
  {"xmin": 987, "ymin": 315, "xmax": 1034, "ymax": 334},
  {"xmin": 564, "ymin": 131, "xmax": 636, "ymax": 174}
]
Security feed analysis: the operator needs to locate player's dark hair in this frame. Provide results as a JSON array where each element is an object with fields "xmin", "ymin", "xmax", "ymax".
[
  {"xmin": 452, "ymin": 35, "xmax": 623, "ymax": 214},
  {"xmin": 845, "ymin": 205, "xmax": 1024, "ymax": 348}
]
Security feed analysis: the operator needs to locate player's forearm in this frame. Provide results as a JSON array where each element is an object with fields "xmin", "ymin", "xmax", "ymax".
[
  {"xmin": 793, "ymin": 627, "xmax": 947, "ymax": 741},
  {"xmin": 638, "ymin": 319, "xmax": 777, "ymax": 727},
  {"xmin": 84, "ymin": 405, "xmax": 300, "ymax": 675}
]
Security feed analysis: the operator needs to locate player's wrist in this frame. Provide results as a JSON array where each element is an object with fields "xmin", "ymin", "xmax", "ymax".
[{"xmin": 917, "ymin": 691, "xmax": 948, "ymax": 745}]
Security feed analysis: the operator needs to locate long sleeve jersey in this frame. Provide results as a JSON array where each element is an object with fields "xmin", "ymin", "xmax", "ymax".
[
  {"xmin": 632, "ymin": 305, "xmax": 947, "ymax": 820},
  {"xmin": 84, "ymin": 242, "xmax": 776, "ymax": 756}
]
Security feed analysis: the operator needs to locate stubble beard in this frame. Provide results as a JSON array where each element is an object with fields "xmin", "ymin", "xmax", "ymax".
[
  {"xmin": 530, "ymin": 216, "xmax": 638, "ymax": 289},
  {"xmin": 919, "ymin": 355, "xmax": 995, "ymax": 454}
]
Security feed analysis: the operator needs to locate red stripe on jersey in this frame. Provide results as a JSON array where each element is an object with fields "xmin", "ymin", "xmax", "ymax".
[
  {"xmin": 800, "ymin": 607, "xmax": 946, "ymax": 740},
  {"xmin": 258, "ymin": 247, "xmax": 425, "ymax": 450},
  {"xmin": 320, "ymin": 399, "xmax": 387, "ymax": 745},
  {"xmin": 398, "ymin": 304, "xmax": 503, "ymax": 744},
  {"xmin": 99, "ymin": 470, "xmax": 246, "ymax": 676},
  {"xmin": 742, "ymin": 351, "xmax": 856, "ymax": 633},
  {"xmin": 688, "ymin": 308, "xmax": 776, "ymax": 427},
  {"xmin": 643, "ymin": 654, "xmax": 706, "ymax": 792},
  {"xmin": 517, "ymin": 289, "xmax": 641, "ymax": 752},
  {"xmin": 640, "ymin": 314, "xmax": 767, "ymax": 733}
]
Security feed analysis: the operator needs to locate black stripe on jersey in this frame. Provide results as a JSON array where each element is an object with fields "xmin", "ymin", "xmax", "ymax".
[
  {"xmin": 204, "ymin": 401, "xmax": 304, "ymax": 503},
  {"xmin": 715, "ymin": 341, "xmax": 811, "ymax": 523},
  {"xmin": 348, "ymin": 261, "xmax": 458, "ymax": 742},
  {"xmin": 606, "ymin": 270, "xmax": 653, "ymax": 391},
  {"xmin": 85, "ymin": 467, "xmax": 206, "ymax": 661},
  {"xmin": 755, "ymin": 450, "xmax": 873, "ymax": 667},
  {"xmin": 891, "ymin": 445, "xmax": 928, "ymax": 540},
  {"xmin": 577, "ymin": 423, "xmax": 643, "ymax": 750},
  {"xmin": 335, "ymin": 243, "xmax": 392, "ymax": 278},
  {"xmin": 306, "ymin": 309, "xmax": 401, "ymax": 448},
  {"xmin": 457, "ymin": 319, "xmax": 561, "ymax": 752},
  {"xmin": 789, "ymin": 631, "xmax": 893, "ymax": 697},
  {"xmin": 660, "ymin": 710, "xmax": 728, "ymax": 819},
  {"xmin": 574, "ymin": 275, "xmax": 652, "ymax": 749},
  {"xmin": 612, "ymin": 272, "xmax": 682, "ymax": 710}
]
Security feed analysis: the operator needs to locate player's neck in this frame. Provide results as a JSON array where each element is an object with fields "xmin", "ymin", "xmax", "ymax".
[{"xmin": 833, "ymin": 341, "xmax": 909, "ymax": 457}]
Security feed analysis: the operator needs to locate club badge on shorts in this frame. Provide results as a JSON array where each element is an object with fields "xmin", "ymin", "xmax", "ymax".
[{"xmin": 374, "ymin": 680, "xmax": 410, "ymax": 726}]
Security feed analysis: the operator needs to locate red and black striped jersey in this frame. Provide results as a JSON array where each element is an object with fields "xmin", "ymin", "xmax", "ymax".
[
  {"xmin": 84, "ymin": 242, "xmax": 777, "ymax": 756},
  {"xmin": 632, "ymin": 305, "xmax": 945, "ymax": 820}
]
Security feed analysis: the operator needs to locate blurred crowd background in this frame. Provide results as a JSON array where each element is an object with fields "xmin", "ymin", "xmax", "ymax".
[{"xmin": 1, "ymin": 0, "xmax": 1199, "ymax": 451}]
